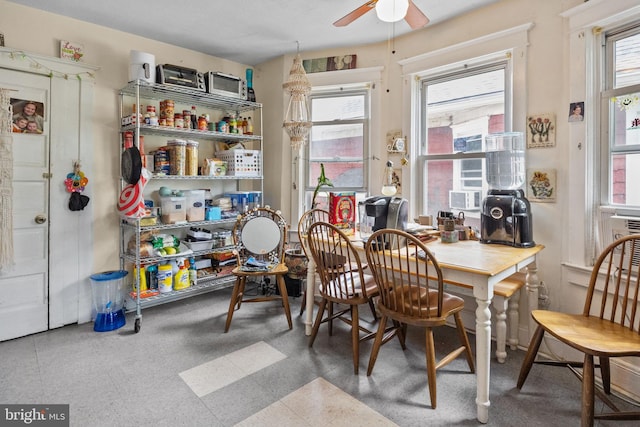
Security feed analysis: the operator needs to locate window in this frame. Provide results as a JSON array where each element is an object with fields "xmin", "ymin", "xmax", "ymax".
[
  {"xmin": 601, "ymin": 24, "xmax": 640, "ymax": 208},
  {"xmin": 418, "ymin": 62, "xmax": 509, "ymax": 228},
  {"xmin": 304, "ymin": 87, "xmax": 369, "ymax": 211}
]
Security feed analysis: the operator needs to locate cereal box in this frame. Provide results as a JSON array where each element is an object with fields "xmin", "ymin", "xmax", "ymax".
[{"xmin": 329, "ymin": 192, "xmax": 356, "ymax": 235}]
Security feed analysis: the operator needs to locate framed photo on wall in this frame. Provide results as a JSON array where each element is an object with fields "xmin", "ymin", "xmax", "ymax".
[{"xmin": 10, "ymin": 98, "xmax": 45, "ymax": 134}]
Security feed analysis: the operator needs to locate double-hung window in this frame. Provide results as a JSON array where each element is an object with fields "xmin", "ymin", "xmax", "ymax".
[
  {"xmin": 601, "ymin": 24, "xmax": 640, "ymax": 209},
  {"xmin": 304, "ymin": 86, "xmax": 369, "ymax": 211},
  {"xmin": 418, "ymin": 61, "xmax": 510, "ymax": 229}
]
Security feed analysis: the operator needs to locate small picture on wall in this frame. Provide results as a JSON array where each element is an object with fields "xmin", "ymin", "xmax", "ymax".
[
  {"xmin": 568, "ymin": 101, "xmax": 584, "ymax": 122},
  {"xmin": 10, "ymin": 98, "xmax": 45, "ymax": 134},
  {"xmin": 527, "ymin": 113, "xmax": 556, "ymax": 148},
  {"xmin": 527, "ymin": 168, "xmax": 556, "ymax": 202}
]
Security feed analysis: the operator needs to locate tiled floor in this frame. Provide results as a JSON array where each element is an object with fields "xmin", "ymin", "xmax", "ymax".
[{"xmin": 1, "ymin": 285, "xmax": 639, "ymax": 426}]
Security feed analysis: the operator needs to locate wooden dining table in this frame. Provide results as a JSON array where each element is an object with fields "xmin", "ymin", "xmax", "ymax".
[{"xmin": 303, "ymin": 235, "xmax": 544, "ymax": 424}]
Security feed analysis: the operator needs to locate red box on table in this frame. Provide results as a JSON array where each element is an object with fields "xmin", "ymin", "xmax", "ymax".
[{"xmin": 329, "ymin": 191, "xmax": 356, "ymax": 235}]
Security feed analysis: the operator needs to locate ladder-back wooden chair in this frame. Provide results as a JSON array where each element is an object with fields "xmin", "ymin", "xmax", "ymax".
[
  {"xmin": 517, "ymin": 234, "xmax": 640, "ymax": 426},
  {"xmin": 224, "ymin": 206, "xmax": 292, "ymax": 332},
  {"xmin": 306, "ymin": 221, "xmax": 379, "ymax": 374},
  {"xmin": 297, "ymin": 208, "xmax": 330, "ymax": 315},
  {"xmin": 364, "ymin": 228, "xmax": 475, "ymax": 409}
]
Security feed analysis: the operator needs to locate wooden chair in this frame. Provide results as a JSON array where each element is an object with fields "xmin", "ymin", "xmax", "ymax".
[
  {"xmin": 224, "ymin": 206, "xmax": 292, "ymax": 332},
  {"xmin": 364, "ymin": 229, "xmax": 475, "ymax": 409},
  {"xmin": 297, "ymin": 208, "xmax": 329, "ymax": 315},
  {"xmin": 517, "ymin": 234, "xmax": 640, "ymax": 427},
  {"xmin": 305, "ymin": 221, "xmax": 379, "ymax": 374}
]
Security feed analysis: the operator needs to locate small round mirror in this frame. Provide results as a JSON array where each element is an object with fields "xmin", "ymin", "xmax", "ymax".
[{"xmin": 241, "ymin": 217, "xmax": 281, "ymax": 254}]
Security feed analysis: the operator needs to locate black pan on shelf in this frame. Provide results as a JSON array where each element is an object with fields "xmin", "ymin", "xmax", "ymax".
[{"xmin": 121, "ymin": 145, "xmax": 142, "ymax": 184}]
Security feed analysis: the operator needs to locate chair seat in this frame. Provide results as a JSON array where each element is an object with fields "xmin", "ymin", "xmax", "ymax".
[
  {"xmin": 532, "ymin": 309, "xmax": 640, "ymax": 356},
  {"xmin": 323, "ymin": 273, "xmax": 378, "ymax": 301},
  {"xmin": 232, "ymin": 263, "xmax": 288, "ymax": 277},
  {"xmin": 385, "ymin": 288, "xmax": 464, "ymax": 318}
]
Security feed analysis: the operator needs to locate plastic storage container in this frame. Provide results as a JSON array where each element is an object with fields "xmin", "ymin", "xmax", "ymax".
[
  {"xmin": 485, "ymin": 132, "xmax": 525, "ymax": 189},
  {"xmin": 186, "ymin": 190, "xmax": 205, "ymax": 222},
  {"xmin": 248, "ymin": 191, "xmax": 262, "ymax": 209},
  {"xmin": 185, "ymin": 140, "xmax": 199, "ymax": 176},
  {"xmin": 225, "ymin": 191, "xmax": 250, "ymax": 212},
  {"xmin": 160, "ymin": 196, "xmax": 186, "ymax": 224},
  {"xmin": 167, "ymin": 139, "xmax": 186, "ymax": 175},
  {"xmin": 90, "ymin": 270, "xmax": 127, "ymax": 332},
  {"xmin": 215, "ymin": 150, "xmax": 261, "ymax": 176}
]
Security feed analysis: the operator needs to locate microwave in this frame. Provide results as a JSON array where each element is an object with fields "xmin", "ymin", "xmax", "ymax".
[{"xmin": 205, "ymin": 71, "xmax": 247, "ymax": 100}]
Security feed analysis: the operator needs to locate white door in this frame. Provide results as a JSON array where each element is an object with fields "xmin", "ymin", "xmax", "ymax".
[{"xmin": 0, "ymin": 69, "xmax": 50, "ymax": 341}]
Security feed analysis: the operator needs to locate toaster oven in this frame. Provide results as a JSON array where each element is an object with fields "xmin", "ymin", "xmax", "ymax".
[
  {"xmin": 156, "ymin": 64, "xmax": 206, "ymax": 91},
  {"xmin": 205, "ymin": 71, "xmax": 247, "ymax": 100}
]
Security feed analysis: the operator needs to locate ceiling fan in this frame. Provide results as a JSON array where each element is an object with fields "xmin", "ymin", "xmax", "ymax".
[{"xmin": 333, "ymin": 0, "xmax": 430, "ymax": 30}]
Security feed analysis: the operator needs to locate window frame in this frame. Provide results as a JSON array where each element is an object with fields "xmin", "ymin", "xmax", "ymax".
[
  {"xmin": 305, "ymin": 86, "xmax": 370, "ymax": 197},
  {"xmin": 416, "ymin": 59, "xmax": 513, "ymax": 217},
  {"xmin": 291, "ymin": 66, "xmax": 383, "ymax": 226},
  {"xmin": 599, "ymin": 23, "xmax": 640, "ymax": 210}
]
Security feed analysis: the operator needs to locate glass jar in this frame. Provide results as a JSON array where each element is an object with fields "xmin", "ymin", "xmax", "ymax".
[
  {"xmin": 174, "ymin": 113, "xmax": 184, "ymax": 129},
  {"xmin": 198, "ymin": 115, "xmax": 208, "ymax": 131}
]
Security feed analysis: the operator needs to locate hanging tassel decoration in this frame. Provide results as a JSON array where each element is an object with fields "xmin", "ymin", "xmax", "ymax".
[{"xmin": 0, "ymin": 88, "xmax": 15, "ymax": 270}]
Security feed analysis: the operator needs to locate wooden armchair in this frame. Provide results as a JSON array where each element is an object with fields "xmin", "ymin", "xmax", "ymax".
[
  {"xmin": 364, "ymin": 228, "xmax": 475, "ymax": 409},
  {"xmin": 517, "ymin": 234, "xmax": 640, "ymax": 426}
]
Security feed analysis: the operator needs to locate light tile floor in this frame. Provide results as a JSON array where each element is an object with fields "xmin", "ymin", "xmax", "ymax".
[{"xmin": 1, "ymin": 285, "xmax": 639, "ymax": 426}]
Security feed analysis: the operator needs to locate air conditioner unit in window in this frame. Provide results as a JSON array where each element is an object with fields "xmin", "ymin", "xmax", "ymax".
[
  {"xmin": 449, "ymin": 190, "xmax": 481, "ymax": 211},
  {"xmin": 610, "ymin": 215, "xmax": 640, "ymax": 267}
]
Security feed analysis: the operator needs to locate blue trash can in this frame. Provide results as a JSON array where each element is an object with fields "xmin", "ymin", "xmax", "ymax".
[{"xmin": 90, "ymin": 270, "xmax": 127, "ymax": 332}]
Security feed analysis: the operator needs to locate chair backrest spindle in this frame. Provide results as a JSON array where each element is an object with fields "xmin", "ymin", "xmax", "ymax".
[{"xmin": 585, "ymin": 234, "xmax": 640, "ymax": 334}]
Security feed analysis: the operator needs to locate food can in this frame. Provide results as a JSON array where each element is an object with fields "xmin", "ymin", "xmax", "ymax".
[{"xmin": 174, "ymin": 113, "xmax": 184, "ymax": 129}]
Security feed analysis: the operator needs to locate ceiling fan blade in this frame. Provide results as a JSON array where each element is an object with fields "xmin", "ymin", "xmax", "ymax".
[
  {"xmin": 333, "ymin": 0, "xmax": 378, "ymax": 27},
  {"xmin": 404, "ymin": 0, "xmax": 430, "ymax": 29}
]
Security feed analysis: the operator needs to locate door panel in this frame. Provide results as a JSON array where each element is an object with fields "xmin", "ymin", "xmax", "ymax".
[{"xmin": 0, "ymin": 69, "xmax": 50, "ymax": 341}]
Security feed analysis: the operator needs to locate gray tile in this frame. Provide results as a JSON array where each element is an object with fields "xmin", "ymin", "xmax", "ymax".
[{"xmin": 1, "ymin": 287, "xmax": 638, "ymax": 427}]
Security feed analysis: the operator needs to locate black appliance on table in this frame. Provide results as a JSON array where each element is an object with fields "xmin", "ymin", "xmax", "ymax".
[
  {"xmin": 359, "ymin": 196, "xmax": 408, "ymax": 248},
  {"xmin": 480, "ymin": 189, "xmax": 535, "ymax": 248}
]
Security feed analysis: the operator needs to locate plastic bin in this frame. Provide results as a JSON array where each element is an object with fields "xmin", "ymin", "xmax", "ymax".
[
  {"xmin": 186, "ymin": 190, "xmax": 205, "ymax": 222},
  {"xmin": 90, "ymin": 270, "xmax": 127, "ymax": 332},
  {"xmin": 215, "ymin": 150, "xmax": 261, "ymax": 176},
  {"xmin": 160, "ymin": 196, "xmax": 186, "ymax": 224}
]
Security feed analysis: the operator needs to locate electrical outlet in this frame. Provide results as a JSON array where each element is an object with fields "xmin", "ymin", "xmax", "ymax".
[{"xmin": 0, "ymin": 33, "xmax": 4, "ymax": 47}]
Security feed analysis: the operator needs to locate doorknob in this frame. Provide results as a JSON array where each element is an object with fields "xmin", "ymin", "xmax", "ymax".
[{"xmin": 34, "ymin": 214, "xmax": 47, "ymax": 224}]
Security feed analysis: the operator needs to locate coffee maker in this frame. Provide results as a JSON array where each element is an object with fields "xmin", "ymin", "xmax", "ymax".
[
  {"xmin": 358, "ymin": 196, "xmax": 408, "ymax": 242},
  {"xmin": 480, "ymin": 133, "xmax": 535, "ymax": 248}
]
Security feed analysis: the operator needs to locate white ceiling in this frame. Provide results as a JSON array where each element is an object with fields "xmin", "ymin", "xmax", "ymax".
[{"xmin": 7, "ymin": 0, "xmax": 500, "ymax": 65}]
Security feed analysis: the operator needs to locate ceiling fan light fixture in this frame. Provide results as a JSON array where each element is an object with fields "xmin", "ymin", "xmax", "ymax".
[{"xmin": 375, "ymin": 0, "xmax": 409, "ymax": 23}]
